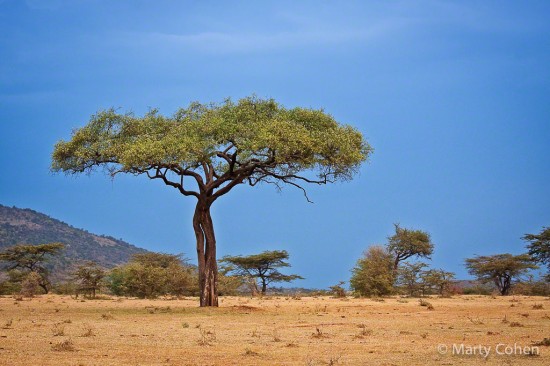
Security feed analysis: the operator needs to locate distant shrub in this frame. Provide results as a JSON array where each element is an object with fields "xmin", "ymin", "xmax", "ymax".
[
  {"xmin": 52, "ymin": 282, "xmax": 77, "ymax": 296},
  {"xmin": 106, "ymin": 252, "xmax": 198, "ymax": 298},
  {"xmin": 329, "ymin": 281, "xmax": 347, "ymax": 298},
  {"xmin": 20, "ymin": 272, "xmax": 42, "ymax": 298},
  {"xmin": 350, "ymin": 246, "xmax": 395, "ymax": 297}
]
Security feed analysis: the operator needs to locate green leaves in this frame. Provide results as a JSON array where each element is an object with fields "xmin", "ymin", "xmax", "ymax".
[{"xmin": 52, "ymin": 96, "xmax": 372, "ymax": 200}]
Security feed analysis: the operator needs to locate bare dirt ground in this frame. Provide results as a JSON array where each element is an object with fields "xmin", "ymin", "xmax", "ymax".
[{"xmin": 0, "ymin": 294, "xmax": 548, "ymax": 365}]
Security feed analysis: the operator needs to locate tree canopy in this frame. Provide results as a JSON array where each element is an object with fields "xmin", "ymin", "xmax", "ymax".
[
  {"xmin": 107, "ymin": 252, "xmax": 197, "ymax": 299},
  {"xmin": 350, "ymin": 245, "xmax": 395, "ymax": 297},
  {"xmin": 0, "ymin": 243, "xmax": 64, "ymax": 293},
  {"xmin": 220, "ymin": 250, "xmax": 303, "ymax": 295},
  {"xmin": 387, "ymin": 224, "xmax": 434, "ymax": 271},
  {"xmin": 51, "ymin": 96, "xmax": 371, "ymax": 202},
  {"xmin": 73, "ymin": 261, "xmax": 106, "ymax": 298},
  {"xmin": 52, "ymin": 96, "xmax": 371, "ymax": 306},
  {"xmin": 465, "ymin": 254, "xmax": 537, "ymax": 295},
  {"xmin": 523, "ymin": 226, "xmax": 550, "ymax": 279}
]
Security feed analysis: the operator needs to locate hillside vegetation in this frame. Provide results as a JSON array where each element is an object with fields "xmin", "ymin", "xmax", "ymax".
[{"xmin": 0, "ymin": 204, "xmax": 147, "ymax": 279}]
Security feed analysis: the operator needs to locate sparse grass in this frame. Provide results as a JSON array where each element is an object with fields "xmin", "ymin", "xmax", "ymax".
[
  {"xmin": 419, "ymin": 299, "xmax": 434, "ymax": 310},
  {"xmin": 467, "ymin": 315, "xmax": 484, "ymax": 325},
  {"xmin": 242, "ymin": 348, "xmax": 259, "ymax": 356},
  {"xmin": 354, "ymin": 323, "xmax": 373, "ymax": 338},
  {"xmin": 272, "ymin": 328, "xmax": 281, "ymax": 342},
  {"xmin": 197, "ymin": 328, "xmax": 216, "ymax": 346},
  {"xmin": 51, "ymin": 323, "xmax": 65, "ymax": 336},
  {"xmin": 0, "ymin": 294, "xmax": 549, "ymax": 365},
  {"xmin": 311, "ymin": 327, "xmax": 328, "ymax": 339},
  {"xmin": 533, "ymin": 338, "xmax": 550, "ymax": 346},
  {"xmin": 51, "ymin": 339, "xmax": 75, "ymax": 352},
  {"xmin": 81, "ymin": 324, "xmax": 94, "ymax": 337},
  {"xmin": 2, "ymin": 318, "xmax": 13, "ymax": 329}
]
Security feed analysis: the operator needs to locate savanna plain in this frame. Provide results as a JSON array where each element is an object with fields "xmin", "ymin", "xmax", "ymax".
[{"xmin": 0, "ymin": 295, "xmax": 548, "ymax": 366}]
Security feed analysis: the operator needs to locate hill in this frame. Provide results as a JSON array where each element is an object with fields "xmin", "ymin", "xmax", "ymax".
[{"xmin": 0, "ymin": 204, "xmax": 147, "ymax": 279}]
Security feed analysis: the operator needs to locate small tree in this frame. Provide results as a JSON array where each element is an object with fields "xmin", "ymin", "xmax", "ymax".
[
  {"xmin": 0, "ymin": 243, "xmax": 64, "ymax": 293},
  {"xmin": 329, "ymin": 281, "xmax": 347, "ymax": 298},
  {"xmin": 73, "ymin": 261, "xmax": 106, "ymax": 298},
  {"xmin": 465, "ymin": 254, "xmax": 538, "ymax": 295},
  {"xmin": 421, "ymin": 269, "xmax": 455, "ymax": 296},
  {"xmin": 20, "ymin": 272, "xmax": 42, "ymax": 298},
  {"xmin": 387, "ymin": 224, "xmax": 434, "ymax": 272},
  {"xmin": 523, "ymin": 227, "xmax": 550, "ymax": 280},
  {"xmin": 220, "ymin": 250, "xmax": 303, "ymax": 295},
  {"xmin": 396, "ymin": 262, "xmax": 428, "ymax": 297},
  {"xmin": 350, "ymin": 245, "xmax": 395, "ymax": 297}
]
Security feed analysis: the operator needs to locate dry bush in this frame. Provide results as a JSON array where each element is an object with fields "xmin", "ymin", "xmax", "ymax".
[
  {"xmin": 51, "ymin": 323, "xmax": 65, "ymax": 336},
  {"xmin": 311, "ymin": 327, "xmax": 329, "ymax": 339},
  {"xmin": 532, "ymin": 304, "xmax": 544, "ymax": 310},
  {"xmin": 272, "ymin": 328, "xmax": 281, "ymax": 342},
  {"xmin": 51, "ymin": 339, "xmax": 75, "ymax": 352},
  {"xmin": 101, "ymin": 313, "xmax": 113, "ymax": 320},
  {"xmin": 419, "ymin": 299, "xmax": 434, "ymax": 310},
  {"xmin": 510, "ymin": 321, "xmax": 524, "ymax": 327},
  {"xmin": 2, "ymin": 318, "xmax": 13, "ymax": 329},
  {"xmin": 533, "ymin": 338, "xmax": 550, "ymax": 346},
  {"xmin": 242, "ymin": 348, "xmax": 259, "ymax": 357},
  {"xmin": 467, "ymin": 315, "xmax": 484, "ymax": 325},
  {"xmin": 81, "ymin": 324, "xmax": 94, "ymax": 337},
  {"xmin": 197, "ymin": 328, "xmax": 216, "ymax": 346}
]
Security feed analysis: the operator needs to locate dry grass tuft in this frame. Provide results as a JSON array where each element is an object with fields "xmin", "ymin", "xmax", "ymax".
[
  {"xmin": 51, "ymin": 338, "xmax": 75, "ymax": 352},
  {"xmin": 509, "ymin": 321, "xmax": 524, "ymax": 327},
  {"xmin": 533, "ymin": 337, "xmax": 550, "ymax": 347},
  {"xmin": 100, "ymin": 313, "xmax": 113, "ymax": 320},
  {"xmin": 272, "ymin": 328, "xmax": 281, "ymax": 342},
  {"xmin": 242, "ymin": 348, "xmax": 260, "ymax": 357},
  {"xmin": 2, "ymin": 318, "xmax": 13, "ymax": 329},
  {"xmin": 197, "ymin": 328, "xmax": 216, "ymax": 346},
  {"xmin": 51, "ymin": 323, "xmax": 65, "ymax": 336},
  {"xmin": 311, "ymin": 327, "xmax": 329, "ymax": 339},
  {"xmin": 532, "ymin": 304, "xmax": 544, "ymax": 310},
  {"xmin": 81, "ymin": 324, "xmax": 94, "ymax": 337},
  {"xmin": 419, "ymin": 299, "xmax": 434, "ymax": 310}
]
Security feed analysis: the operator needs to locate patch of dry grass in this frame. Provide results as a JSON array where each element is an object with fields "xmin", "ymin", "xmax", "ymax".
[{"xmin": 0, "ymin": 294, "xmax": 548, "ymax": 365}]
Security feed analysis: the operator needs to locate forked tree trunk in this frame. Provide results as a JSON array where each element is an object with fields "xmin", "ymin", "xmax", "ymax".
[{"xmin": 193, "ymin": 200, "xmax": 218, "ymax": 307}]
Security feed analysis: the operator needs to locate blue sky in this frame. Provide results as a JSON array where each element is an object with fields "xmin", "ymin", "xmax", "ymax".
[{"xmin": 0, "ymin": 1, "xmax": 549, "ymax": 288}]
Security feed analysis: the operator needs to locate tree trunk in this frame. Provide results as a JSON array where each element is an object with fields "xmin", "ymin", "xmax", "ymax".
[
  {"xmin": 39, "ymin": 283, "xmax": 49, "ymax": 294},
  {"xmin": 261, "ymin": 278, "xmax": 267, "ymax": 295},
  {"xmin": 193, "ymin": 200, "xmax": 218, "ymax": 307}
]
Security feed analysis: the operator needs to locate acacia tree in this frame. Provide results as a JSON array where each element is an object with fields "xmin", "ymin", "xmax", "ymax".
[
  {"xmin": 523, "ymin": 226, "xmax": 550, "ymax": 279},
  {"xmin": 220, "ymin": 250, "xmax": 303, "ymax": 295},
  {"xmin": 52, "ymin": 96, "xmax": 371, "ymax": 306},
  {"xmin": 421, "ymin": 268, "xmax": 455, "ymax": 296},
  {"xmin": 0, "ymin": 243, "xmax": 64, "ymax": 293},
  {"xmin": 465, "ymin": 254, "xmax": 537, "ymax": 295},
  {"xmin": 73, "ymin": 261, "xmax": 106, "ymax": 299},
  {"xmin": 387, "ymin": 224, "xmax": 434, "ymax": 272},
  {"xmin": 396, "ymin": 261, "xmax": 428, "ymax": 296},
  {"xmin": 350, "ymin": 245, "xmax": 395, "ymax": 297}
]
